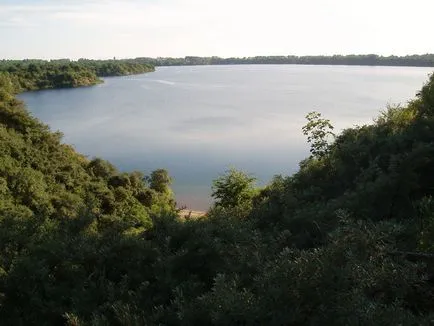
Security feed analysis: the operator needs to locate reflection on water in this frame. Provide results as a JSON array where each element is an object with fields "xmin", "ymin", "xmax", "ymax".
[{"xmin": 19, "ymin": 65, "xmax": 433, "ymax": 210}]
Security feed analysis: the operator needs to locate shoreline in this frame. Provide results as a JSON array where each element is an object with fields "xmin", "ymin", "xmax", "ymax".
[{"xmin": 178, "ymin": 209, "xmax": 206, "ymax": 219}]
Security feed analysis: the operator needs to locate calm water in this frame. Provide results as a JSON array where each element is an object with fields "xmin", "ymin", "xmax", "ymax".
[{"xmin": 19, "ymin": 65, "xmax": 433, "ymax": 210}]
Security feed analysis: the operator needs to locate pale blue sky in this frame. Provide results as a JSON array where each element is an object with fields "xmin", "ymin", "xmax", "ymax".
[{"xmin": 1, "ymin": 0, "xmax": 433, "ymax": 59}]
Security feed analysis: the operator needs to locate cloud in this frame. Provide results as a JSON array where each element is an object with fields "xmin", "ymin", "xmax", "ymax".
[
  {"xmin": 0, "ymin": 0, "xmax": 206, "ymax": 32},
  {"xmin": 0, "ymin": 0, "xmax": 433, "ymax": 58},
  {"xmin": 0, "ymin": 15, "xmax": 36, "ymax": 28},
  {"xmin": 0, "ymin": 2, "xmax": 77, "ymax": 29}
]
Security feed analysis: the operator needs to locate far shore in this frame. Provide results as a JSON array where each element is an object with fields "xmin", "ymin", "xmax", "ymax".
[{"xmin": 179, "ymin": 209, "xmax": 206, "ymax": 219}]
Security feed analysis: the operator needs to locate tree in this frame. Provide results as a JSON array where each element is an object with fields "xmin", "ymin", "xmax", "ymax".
[
  {"xmin": 302, "ymin": 111, "xmax": 335, "ymax": 159},
  {"xmin": 0, "ymin": 73, "xmax": 14, "ymax": 101},
  {"xmin": 148, "ymin": 169, "xmax": 172, "ymax": 193},
  {"xmin": 88, "ymin": 158, "xmax": 118, "ymax": 179},
  {"xmin": 211, "ymin": 168, "xmax": 257, "ymax": 209},
  {"xmin": 416, "ymin": 73, "xmax": 434, "ymax": 118}
]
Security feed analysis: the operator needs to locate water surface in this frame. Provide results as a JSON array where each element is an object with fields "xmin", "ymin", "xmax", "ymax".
[{"xmin": 19, "ymin": 65, "xmax": 433, "ymax": 209}]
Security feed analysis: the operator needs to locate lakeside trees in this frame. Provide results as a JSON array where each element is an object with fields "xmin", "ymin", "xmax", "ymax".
[
  {"xmin": 138, "ymin": 54, "xmax": 434, "ymax": 67},
  {"xmin": 0, "ymin": 63, "xmax": 434, "ymax": 324},
  {"xmin": 76, "ymin": 59, "xmax": 155, "ymax": 77},
  {"xmin": 0, "ymin": 59, "xmax": 155, "ymax": 92}
]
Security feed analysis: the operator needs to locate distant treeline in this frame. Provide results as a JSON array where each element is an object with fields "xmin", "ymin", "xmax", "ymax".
[
  {"xmin": 0, "ymin": 59, "xmax": 154, "ymax": 92},
  {"xmin": 2, "ymin": 55, "xmax": 432, "ymax": 91},
  {"xmin": 136, "ymin": 54, "xmax": 434, "ymax": 67}
]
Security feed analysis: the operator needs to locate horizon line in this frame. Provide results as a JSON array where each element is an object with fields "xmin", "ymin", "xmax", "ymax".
[{"xmin": 1, "ymin": 53, "xmax": 434, "ymax": 61}]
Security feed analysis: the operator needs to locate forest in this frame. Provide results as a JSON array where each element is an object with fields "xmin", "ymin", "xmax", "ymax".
[
  {"xmin": 138, "ymin": 54, "xmax": 434, "ymax": 67},
  {"xmin": 0, "ymin": 61, "xmax": 434, "ymax": 325},
  {"xmin": 0, "ymin": 59, "xmax": 154, "ymax": 92}
]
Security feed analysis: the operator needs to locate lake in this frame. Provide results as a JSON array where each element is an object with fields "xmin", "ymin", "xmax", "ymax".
[{"xmin": 19, "ymin": 65, "xmax": 433, "ymax": 210}]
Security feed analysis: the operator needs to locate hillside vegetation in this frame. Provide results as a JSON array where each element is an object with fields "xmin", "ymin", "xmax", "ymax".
[
  {"xmin": 0, "ymin": 64, "xmax": 434, "ymax": 325},
  {"xmin": 0, "ymin": 59, "xmax": 155, "ymax": 91}
]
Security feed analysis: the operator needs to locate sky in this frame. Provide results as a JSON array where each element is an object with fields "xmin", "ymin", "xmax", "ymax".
[{"xmin": 1, "ymin": 0, "xmax": 433, "ymax": 59}]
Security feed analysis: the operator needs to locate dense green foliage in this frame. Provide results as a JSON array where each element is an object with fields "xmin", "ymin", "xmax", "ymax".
[
  {"xmin": 139, "ymin": 54, "xmax": 434, "ymax": 67},
  {"xmin": 76, "ymin": 59, "xmax": 155, "ymax": 77},
  {"xmin": 1, "ymin": 64, "xmax": 434, "ymax": 325},
  {"xmin": 0, "ymin": 59, "xmax": 154, "ymax": 92},
  {"xmin": 0, "ymin": 72, "xmax": 175, "ymax": 324}
]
